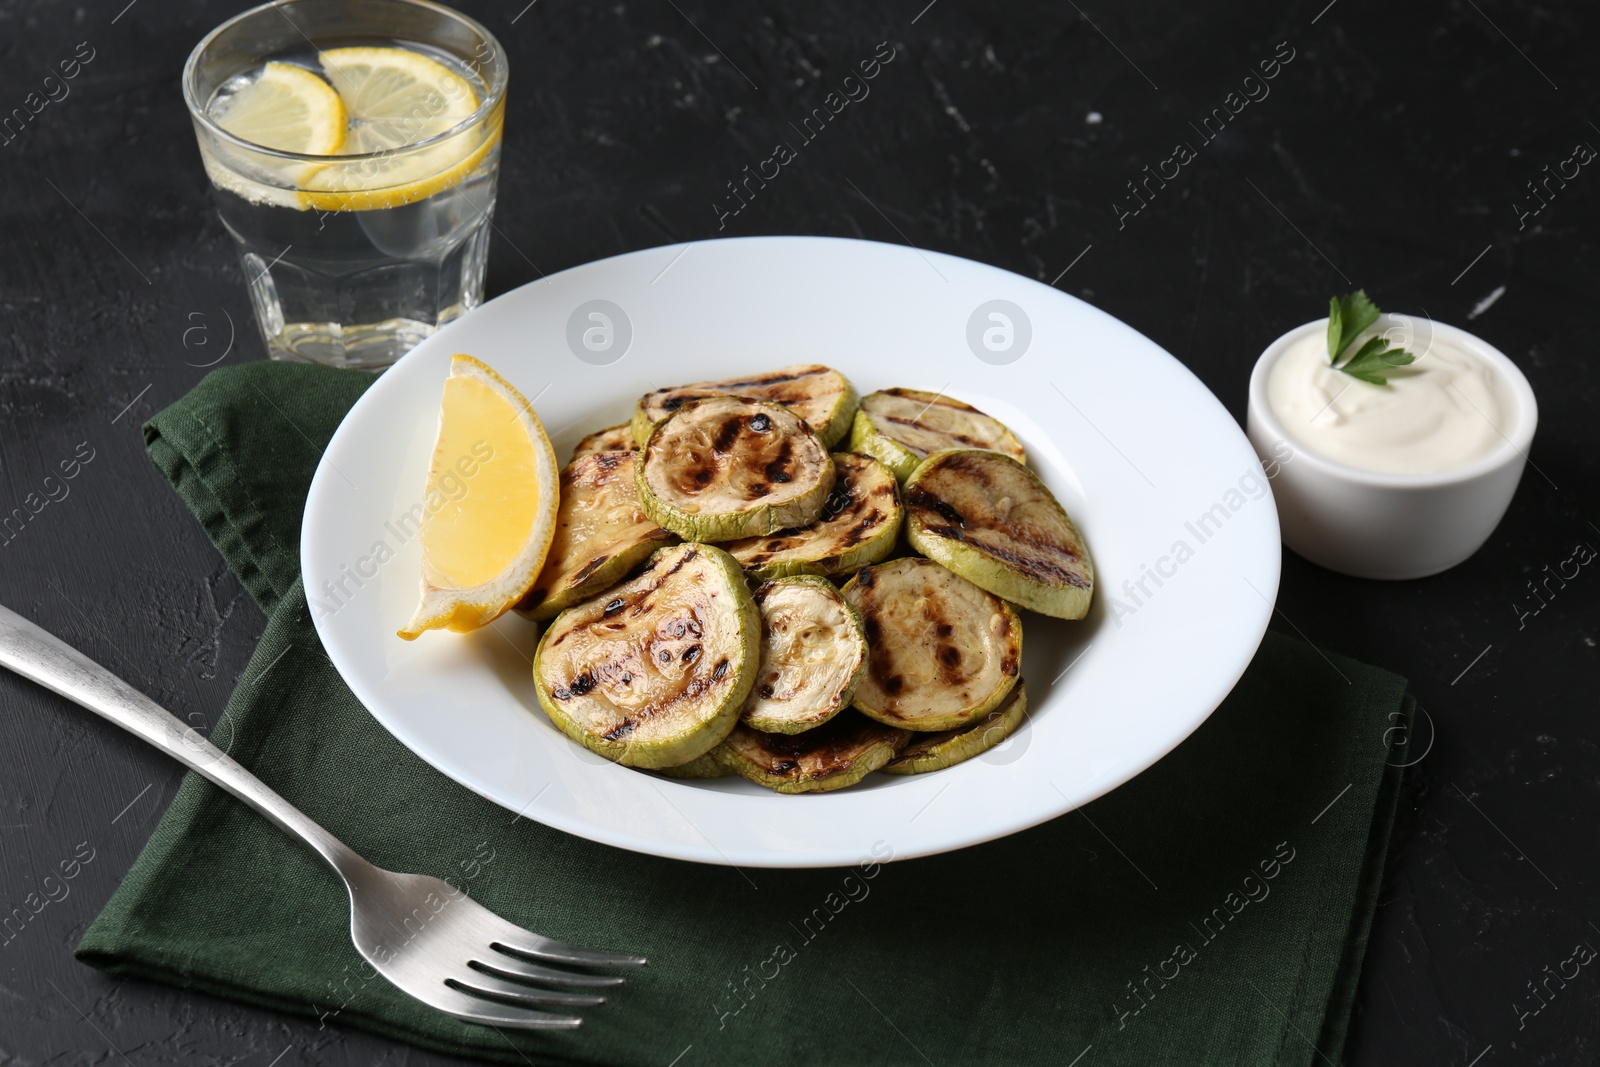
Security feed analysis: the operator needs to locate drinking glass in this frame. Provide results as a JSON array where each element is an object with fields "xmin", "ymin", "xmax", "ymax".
[{"xmin": 183, "ymin": 0, "xmax": 508, "ymax": 369}]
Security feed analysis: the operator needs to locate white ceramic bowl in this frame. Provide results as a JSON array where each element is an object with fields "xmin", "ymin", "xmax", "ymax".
[{"xmin": 1246, "ymin": 317, "xmax": 1537, "ymax": 580}]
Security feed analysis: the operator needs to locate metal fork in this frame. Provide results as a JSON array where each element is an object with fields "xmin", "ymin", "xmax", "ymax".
[{"xmin": 0, "ymin": 604, "xmax": 644, "ymax": 1030}]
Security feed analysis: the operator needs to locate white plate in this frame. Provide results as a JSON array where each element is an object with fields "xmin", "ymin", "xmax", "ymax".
[{"xmin": 303, "ymin": 236, "xmax": 1279, "ymax": 868}]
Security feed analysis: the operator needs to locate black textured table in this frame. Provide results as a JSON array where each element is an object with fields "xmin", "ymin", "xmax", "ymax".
[{"xmin": 2, "ymin": 1, "xmax": 1595, "ymax": 1063}]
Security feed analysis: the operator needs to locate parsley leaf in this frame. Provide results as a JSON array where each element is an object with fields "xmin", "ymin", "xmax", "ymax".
[
  {"xmin": 1337, "ymin": 337, "xmax": 1416, "ymax": 385},
  {"xmin": 1324, "ymin": 290, "xmax": 1415, "ymax": 385},
  {"xmin": 1327, "ymin": 290, "xmax": 1380, "ymax": 361}
]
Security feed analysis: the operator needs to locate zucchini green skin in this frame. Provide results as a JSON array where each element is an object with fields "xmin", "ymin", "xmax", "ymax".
[
  {"xmin": 635, "ymin": 397, "xmax": 835, "ymax": 542},
  {"xmin": 808, "ymin": 377, "xmax": 859, "ymax": 450},
  {"xmin": 847, "ymin": 409, "xmax": 921, "ymax": 483},
  {"xmin": 628, "ymin": 404, "xmax": 662, "ymax": 455},
  {"xmin": 711, "ymin": 714, "xmax": 910, "ymax": 794},
  {"xmin": 725, "ymin": 453, "xmax": 903, "ymax": 580},
  {"xmin": 848, "ymin": 389, "xmax": 1028, "ymax": 484},
  {"xmin": 742, "ymin": 575, "xmax": 869, "ymax": 734},
  {"xmin": 882, "ymin": 679, "xmax": 1028, "ymax": 774},
  {"xmin": 841, "ymin": 557, "xmax": 1023, "ymax": 732},
  {"xmin": 533, "ymin": 543, "xmax": 759, "ymax": 769},
  {"xmin": 631, "ymin": 365, "xmax": 860, "ymax": 449},
  {"xmin": 657, "ymin": 752, "xmax": 732, "ymax": 778},
  {"xmin": 904, "ymin": 449, "xmax": 1094, "ymax": 620}
]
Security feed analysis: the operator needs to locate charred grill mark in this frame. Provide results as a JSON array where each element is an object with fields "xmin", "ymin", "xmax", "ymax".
[
  {"xmin": 881, "ymin": 388, "xmax": 978, "ymax": 413},
  {"xmin": 857, "ymin": 566, "xmax": 875, "ymax": 588},
  {"xmin": 603, "ymin": 597, "xmax": 626, "ymax": 616},
  {"xmin": 603, "ymin": 719, "xmax": 636, "ymax": 741},
  {"xmin": 939, "ymin": 454, "xmax": 998, "ymax": 486},
  {"xmin": 713, "ymin": 417, "xmax": 744, "ymax": 454},
  {"xmin": 937, "ymin": 623, "xmax": 954, "ymax": 636},
  {"xmin": 693, "ymin": 468, "xmax": 712, "ymax": 486},
  {"xmin": 682, "ymin": 644, "xmax": 703, "ymax": 665},
  {"xmin": 593, "ymin": 451, "xmax": 623, "ymax": 472},
  {"xmin": 641, "ymin": 671, "xmax": 718, "ymax": 718},
  {"xmin": 749, "ymin": 412, "xmax": 773, "ymax": 433},
  {"xmin": 744, "ymin": 715, "xmax": 888, "ymax": 777},
  {"xmin": 838, "ymin": 511, "xmax": 882, "ymax": 548},
  {"xmin": 1001, "ymin": 656, "xmax": 1019, "ymax": 677},
  {"xmin": 713, "ymin": 659, "xmax": 729, "ymax": 681},
  {"xmin": 819, "ymin": 479, "xmax": 855, "ymax": 522},
  {"xmin": 659, "ymin": 649, "xmax": 672, "ymax": 663},
  {"xmin": 906, "ymin": 487, "xmax": 966, "ymax": 528},
  {"xmin": 763, "ymin": 440, "xmax": 795, "ymax": 484},
  {"xmin": 629, "ymin": 548, "xmax": 701, "ymax": 617},
  {"xmin": 940, "ymin": 647, "xmax": 961, "ymax": 666},
  {"xmin": 662, "ymin": 396, "xmax": 686, "ymax": 411},
  {"xmin": 1011, "ymin": 523, "xmax": 1085, "ymax": 562},
  {"xmin": 748, "ymin": 482, "xmax": 770, "ymax": 498},
  {"xmin": 884, "ymin": 675, "xmax": 904, "ymax": 694},
  {"xmin": 667, "ymin": 615, "xmax": 704, "ymax": 640},
  {"xmin": 863, "ymin": 618, "xmax": 881, "ymax": 643},
  {"xmin": 570, "ymin": 672, "xmax": 596, "ymax": 696},
  {"xmin": 879, "ymin": 414, "xmax": 990, "ymax": 450},
  {"xmin": 758, "ymin": 683, "xmax": 775, "ymax": 699},
  {"xmin": 714, "ymin": 368, "xmax": 820, "ymax": 390},
  {"xmin": 572, "ymin": 555, "xmax": 612, "ymax": 585},
  {"xmin": 970, "ymin": 535, "xmax": 1089, "ymax": 587}
]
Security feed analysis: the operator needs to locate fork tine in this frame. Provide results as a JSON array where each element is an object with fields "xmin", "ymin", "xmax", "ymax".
[
  {"xmin": 431, "ymin": 986, "xmax": 584, "ymax": 1030},
  {"xmin": 491, "ymin": 935, "xmax": 648, "ymax": 969},
  {"xmin": 477, "ymin": 949, "xmax": 629, "ymax": 988},
  {"xmin": 450, "ymin": 971, "xmax": 608, "ymax": 1009}
]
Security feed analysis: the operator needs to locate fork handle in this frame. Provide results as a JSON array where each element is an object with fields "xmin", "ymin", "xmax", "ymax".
[{"xmin": 0, "ymin": 604, "xmax": 372, "ymax": 882}]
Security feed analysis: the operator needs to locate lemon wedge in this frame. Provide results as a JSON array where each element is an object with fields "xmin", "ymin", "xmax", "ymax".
[
  {"xmin": 209, "ymin": 61, "xmax": 347, "ymax": 155},
  {"xmin": 398, "ymin": 355, "xmax": 559, "ymax": 640},
  {"xmin": 303, "ymin": 46, "xmax": 496, "ymax": 212}
]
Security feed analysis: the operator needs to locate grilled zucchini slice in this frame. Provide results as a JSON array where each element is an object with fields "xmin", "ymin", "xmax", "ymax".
[
  {"xmin": 632, "ymin": 364, "xmax": 858, "ymax": 449},
  {"xmin": 904, "ymin": 449, "xmax": 1094, "ymax": 620},
  {"xmin": 711, "ymin": 713, "xmax": 909, "ymax": 794},
  {"xmin": 882, "ymin": 679, "xmax": 1028, "ymax": 775},
  {"xmin": 742, "ymin": 576, "xmax": 869, "ymax": 734},
  {"xmin": 848, "ymin": 388, "xmax": 1027, "ymax": 482},
  {"xmin": 517, "ymin": 451, "xmax": 675, "ymax": 622},
  {"xmin": 636, "ymin": 396, "xmax": 835, "ymax": 542},
  {"xmin": 570, "ymin": 423, "xmax": 638, "ymax": 461},
  {"xmin": 533, "ymin": 543, "xmax": 758, "ymax": 769},
  {"xmin": 725, "ymin": 453, "xmax": 902, "ymax": 579},
  {"xmin": 841, "ymin": 557, "xmax": 1022, "ymax": 732},
  {"xmin": 658, "ymin": 752, "xmax": 732, "ymax": 779}
]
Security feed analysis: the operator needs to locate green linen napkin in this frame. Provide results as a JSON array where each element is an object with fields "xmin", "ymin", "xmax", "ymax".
[{"xmin": 78, "ymin": 360, "xmax": 1412, "ymax": 1066}]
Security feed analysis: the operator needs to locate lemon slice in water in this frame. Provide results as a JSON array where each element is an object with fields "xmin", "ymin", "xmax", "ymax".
[
  {"xmin": 398, "ymin": 355, "xmax": 559, "ymax": 640},
  {"xmin": 304, "ymin": 47, "xmax": 495, "ymax": 211},
  {"xmin": 209, "ymin": 60, "xmax": 347, "ymax": 155}
]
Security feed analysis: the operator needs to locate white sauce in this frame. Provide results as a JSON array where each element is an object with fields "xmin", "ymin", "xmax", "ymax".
[{"xmin": 1266, "ymin": 326, "xmax": 1515, "ymax": 474}]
